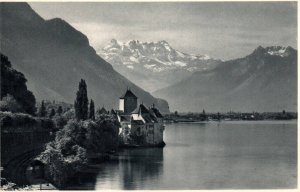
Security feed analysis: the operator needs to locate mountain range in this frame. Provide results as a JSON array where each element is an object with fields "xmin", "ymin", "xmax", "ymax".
[
  {"xmin": 98, "ymin": 39, "xmax": 221, "ymax": 91},
  {"xmin": 154, "ymin": 46, "xmax": 297, "ymax": 112},
  {"xmin": 1, "ymin": 3, "xmax": 296, "ymax": 113},
  {"xmin": 0, "ymin": 3, "xmax": 169, "ymax": 113}
]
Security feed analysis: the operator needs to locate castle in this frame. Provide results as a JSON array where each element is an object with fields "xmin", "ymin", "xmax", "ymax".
[{"xmin": 117, "ymin": 89, "xmax": 165, "ymax": 147}]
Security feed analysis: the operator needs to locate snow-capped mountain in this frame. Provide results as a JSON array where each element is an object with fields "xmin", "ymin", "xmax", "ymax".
[
  {"xmin": 98, "ymin": 39, "xmax": 221, "ymax": 92},
  {"xmin": 154, "ymin": 46, "xmax": 297, "ymax": 112},
  {"xmin": 264, "ymin": 46, "xmax": 295, "ymax": 57}
]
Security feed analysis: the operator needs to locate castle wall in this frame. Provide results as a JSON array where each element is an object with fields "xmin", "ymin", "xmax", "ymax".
[
  {"xmin": 119, "ymin": 120, "xmax": 164, "ymax": 146},
  {"xmin": 119, "ymin": 98, "xmax": 125, "ymax": 111},
  {"xmin": 119, "ymin": 122, "xmax": 131, "ymax": 144}
]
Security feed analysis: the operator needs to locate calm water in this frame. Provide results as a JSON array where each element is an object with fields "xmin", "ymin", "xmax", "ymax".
[{"xmin": 76, "ymin": 121, "xmax": 297, "ymax": 190}]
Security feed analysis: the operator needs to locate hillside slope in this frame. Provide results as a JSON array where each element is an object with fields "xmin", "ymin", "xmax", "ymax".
[
  {"xmin": 0, "ymin": 3, "xmax": 169, "ymax": 113},
  {"xmin": 154, "ymin": 46, "xmax": 297, "ymax": 112}
]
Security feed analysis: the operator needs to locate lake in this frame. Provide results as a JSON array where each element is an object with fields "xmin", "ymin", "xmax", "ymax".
[{"xmin": 72, "ymin": 121, "xmax": 297, "ymax": 190}]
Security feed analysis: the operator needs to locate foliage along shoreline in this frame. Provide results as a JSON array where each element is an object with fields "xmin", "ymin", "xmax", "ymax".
[
  {"xmin": 0, "ymin": 53, "xmax": 119, "ymax": 189},
  {"xmin": 36, "ymin": 79, "xmax": 120, "ymax": 188}
]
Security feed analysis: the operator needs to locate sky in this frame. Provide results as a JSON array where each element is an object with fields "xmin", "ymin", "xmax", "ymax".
[{"xmin": 29, "ymin": 2, "xmax": 297, "ymax": 60}]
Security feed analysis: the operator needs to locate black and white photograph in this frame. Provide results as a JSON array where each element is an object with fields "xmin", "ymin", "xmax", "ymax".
[{"xmin": 0, "ymin": 1, "xmax": 297, "ymax": 190}]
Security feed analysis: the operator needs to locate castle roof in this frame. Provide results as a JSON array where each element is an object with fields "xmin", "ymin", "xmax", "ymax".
[
  {"xmin": 120, "ymin": 115, "xmax": 131, "ymax": 122},
  {"xmin": 98, "ymin": 107, "xmax": 107, "ymax": 114},
  {"xmin": 150, "ymin": 107, "xmax": 163, "ymax": 118},
  {"xmin": 131, "ymin": 104, "xmax": 158, "ymax": 123},
  {"xmin": 120, "ymin": 89, "xmax": 137, "ymax": 99},
  {"xmin": 132, "ymin": 104, "xmax": 149, "ymax": 114},
  {"xmin": 110, "ymin": 109, "xmax": 117, "ymax": 115}
]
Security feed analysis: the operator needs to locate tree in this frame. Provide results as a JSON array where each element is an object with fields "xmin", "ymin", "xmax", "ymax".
[
  {"xmin": 202, "ymin": 109, "xmax": 207, "ymax": 121},
  {"xmin": 49, "ymin": 108, "xmax": 56, "ymax": 118},
  {"xmin": 63, "ymin": 108, "xmax": 75, "ymax": 120},
  {"xmin": 89, "ymin": 99, "xmax": 95, "ymax": 120},
  {"xmin": 0, "ymin": 94, "xmax": 23, "ymax": 113},
  {"xmin": 74, "ymin": 79, "xmax": 88, "ymax": 121},
  {"xmin": 1, "ymin": 54, "xmax": 36, "ymax": 115},
  {"xmin": 217, "ymin": 112, "xmax": 221, "ymax": 120},
  {"xmin": 39, "ymin": 100, "xmax": 47, "ymax": 117},
  {"xmin": 38, "ymin": 141, "xmax": 87, "ymax": 188},
  {"xmin": 38, "ymin": 115, "xmax": 119, "ymax": 187},
  {"xmin": 57, "ymin": 106, "xmax": 63, "ymax": 116}
]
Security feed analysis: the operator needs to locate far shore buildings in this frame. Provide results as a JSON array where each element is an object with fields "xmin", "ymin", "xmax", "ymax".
[{"xmin": 116, "ymin": 89, "xmax": 165, "ymax": 146}]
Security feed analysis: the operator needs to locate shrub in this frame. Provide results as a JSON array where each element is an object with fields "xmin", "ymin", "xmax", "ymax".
[
  {"xmin": 38, "ymin": 140, "xmax": 87, "ymax": 188},
  {"xmin": 62, "ymin": 108, "xmax": 75, "ymax": 120},
  {"xmin": 0, "ymin": 112, "xmax": 36, "ymax": 128},
  {"xmin": 53, "ymin": 116, "xmax": 67, "ymax": 130},
  {"xmin": 37, "ymin": 115, "xmax": 119, "ymax": 187},
  {"xmin": 95, "ymin": 118, "xmax": 119, "ymax": 152},
  {"xmin": 0, "ymin": 111, "xmax": 55, "ymax": 131},
  {"xmin": 1, "ymin": 54, "xmax": 36, "ymax": 115},
  {"xmin": 0, "ymin": 94, "xmax": 23, "ymax": 113}
]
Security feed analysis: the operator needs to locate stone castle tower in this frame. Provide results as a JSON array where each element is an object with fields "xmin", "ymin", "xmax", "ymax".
[{"xmin": 119, "ymin": 89, "xmax": 138, "ymax": 114}]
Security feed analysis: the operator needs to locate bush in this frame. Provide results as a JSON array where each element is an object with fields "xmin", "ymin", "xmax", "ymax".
[
  {"xmin": 53, "ymin": 116, "xmax": 67, "ymax": 129},
  {"xmin": 0, "ymin": 111, "xmax": 36, "ymax": 128},
  {"xmin": 38, "ymin": 118, "xmax": 55, "ymax": 130},
  {"xmin": 62, "ymin": 108, "xmax": 75, "ymax": 120},
  {"xmin": 37, "ymin": 115, "xmax": 119, "ymax": 187},
  {"xmin": 0, "ymin": 111, "xmax": 55, "ymax": 131},
  {"xmin": 56, "ymin": 120, "xmax": 87, "ymax": 147},
  {"xmin": 38, "ymin": 141, "xmax": 87, "ymax": 188},
  {"xmin": 38, "ymin": 144, "xmax": 72, "ymax": 187},
  {"xmin": 1, "ymin": 54, "xmax": 36, "ymax": 115},
  {"xmin": 0, "ymin": 94, "xmax": 23, "ymax": 113},
  {"xmin": 95, "ymin": 118, "xmax": 119, "ymax": 152},
  {"xmin": 0, "ymin": 113, "xmax": 13, "ymax": 127}
]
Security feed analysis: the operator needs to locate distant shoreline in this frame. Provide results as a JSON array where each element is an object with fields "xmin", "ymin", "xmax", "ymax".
[{"xmin": 165, "ymin": 119, "xmax": 297, "ymax": 124}]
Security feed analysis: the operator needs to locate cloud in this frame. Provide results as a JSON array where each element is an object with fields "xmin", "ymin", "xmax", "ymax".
[{"xmin": 30, "ymin": 2, "xmax": 297, "ymax": 60}]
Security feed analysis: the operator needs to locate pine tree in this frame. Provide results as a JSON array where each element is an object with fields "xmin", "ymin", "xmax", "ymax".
[
  {"xmin": 89, "ymin": 99, "xmax": 95, "ymax": 120},
  {"xmin": 57, "ymin": 106, "xmax": 63, "ymax": 115},
  {"xmin": 39, "ymin": 100, "xmax": 47, "ymax": 117},
  {"xmin": 74, "ymin": 79, "xmax": 89, "ymax": 121},
  {"xmin": 49, "ymin": 108, "xmax": 56, "ymax": 118}
]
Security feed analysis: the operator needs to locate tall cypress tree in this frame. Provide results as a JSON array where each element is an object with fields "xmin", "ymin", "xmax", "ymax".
[
  {"xmin": 39, "ymin": 100, "xmax": 47, "ymax": 117},
  {"xmin": 89, "ymin": 99, "xmax": 95, "ymax": 120},
  {"xmin": 49, "ymin": 108, "xmax": 56, "ymax": 118},
  {"xmin": 57, "ymin": 106, "xmax": 63, "ymax": 115},
  {"xmin": 74, "ymin": 79, "xmax": 89, "ymax": 120}
]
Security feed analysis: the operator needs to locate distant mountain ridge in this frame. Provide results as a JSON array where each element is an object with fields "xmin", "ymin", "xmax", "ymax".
[
  {"xmin": 0, "ymin": 3, "xmax": 169, "ymax": 113},
  {"xmin": 98, "ymin": 39, "xmax": 221, "ymax": 91},
  {"xmin": 154, "ymin": 46, "xmax": 297, "ymax": 112}
]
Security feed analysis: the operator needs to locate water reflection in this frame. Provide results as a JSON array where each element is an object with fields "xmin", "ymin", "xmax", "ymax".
[
  {"xmin": 119, "ymin": 148, "xmax": 163, "ymax": 189},
  {"xmin": 95, "ymin": 148, "xmax": 163, "ymax": 190},
  {"xmin": 70, "ymin": 121, "xmax": 297, "ymax": 190}
]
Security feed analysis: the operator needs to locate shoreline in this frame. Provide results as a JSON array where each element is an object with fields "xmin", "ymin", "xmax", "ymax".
[
  {"xmin": 165, "ymin": 119, "xmax": 297, "ymax": 124},
  {"xmin": 119, "ymin": 141, "xmax": 166, "ymax": 148}
]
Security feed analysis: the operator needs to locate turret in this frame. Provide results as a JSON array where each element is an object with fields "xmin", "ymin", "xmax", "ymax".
[{"xmin": 119, "ymin": 88, "xmax": 138, "ymax": 114}]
